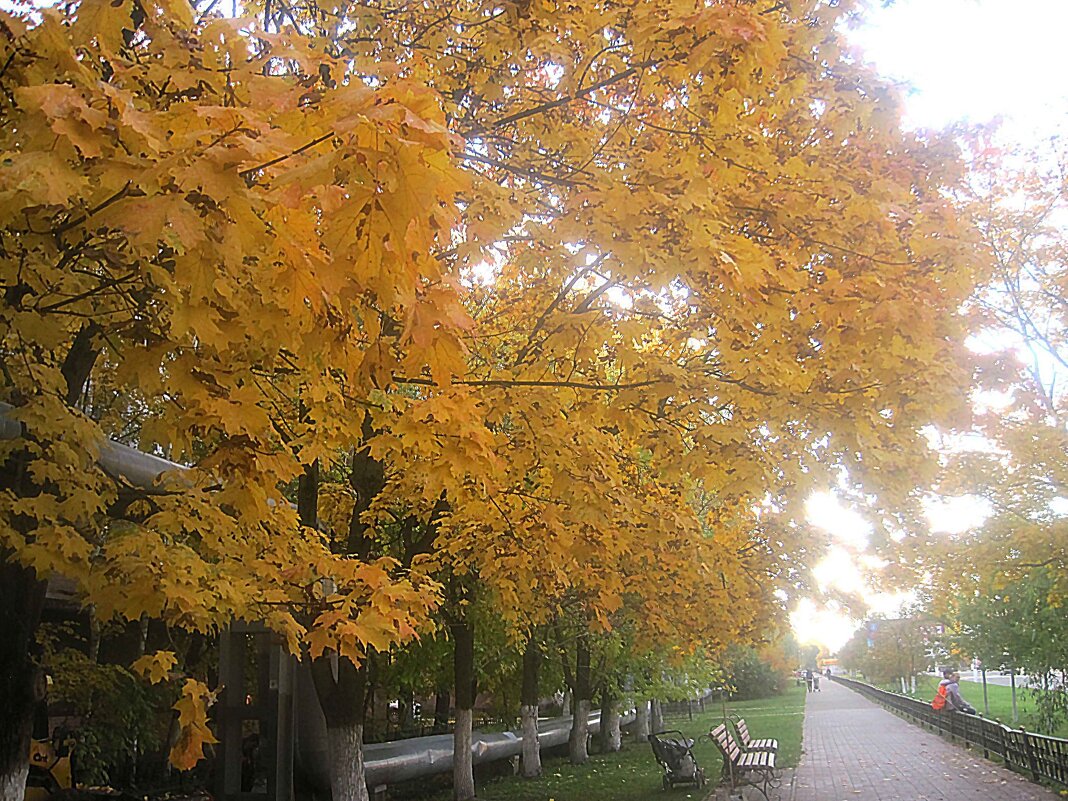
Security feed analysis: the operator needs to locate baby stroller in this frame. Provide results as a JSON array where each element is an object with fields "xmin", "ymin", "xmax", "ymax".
[{"xmin": 648, "ymin": 730, "xmax": 706, "ymax": 790}]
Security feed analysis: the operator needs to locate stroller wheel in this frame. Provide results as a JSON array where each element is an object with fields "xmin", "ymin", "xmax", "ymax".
[{"xmin": 662, "ymin": 774, "xmax": 670, "ymax": 790}]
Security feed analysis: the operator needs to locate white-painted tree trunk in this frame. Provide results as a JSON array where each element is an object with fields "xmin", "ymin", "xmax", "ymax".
[
  {"xmin": 326, "ymin": 723, "xmax": 369, "ymax": 801},
  {"xmin": 568, "ymin": 699, "xmax": 590, "ymax": 764},
  {"xmin": 561, "ymin": 689, "xmax": 571, "ymax": 716},
  {"xmin": 650, "ymin": 698, "xmax": 664, "ymax": 734},
  {"xmin": 1, "ymin": 763, "xmax": 29, "ymax": 801},
  {"xmin": 520, "ymin": 704, "xmax": 541, "ymax": 778},
  {"xmin": 604, "ymin": 702, "xmax": 621, "ymax": 752},
  {"xmin": 453, "ymin": 707, "xmax": 475, "ymax": 801},
  {"xmin": 635, "ymin": 699, "xmax": 651, "ymax": 740}
]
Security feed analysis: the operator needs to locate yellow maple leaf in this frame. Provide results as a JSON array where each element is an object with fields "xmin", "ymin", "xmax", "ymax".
[
  {"xmin": 131, "ymin": 650, "xmax": 178, "ymax": 684},
  {"xmin": 169, "ymin": 679, "xmax": 219, "ymax": 771}
]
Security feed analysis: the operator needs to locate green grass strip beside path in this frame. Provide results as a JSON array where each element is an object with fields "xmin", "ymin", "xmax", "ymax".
[{"xmin": 413, "ymin": 683, "xmax": 806, "ymax": 801}]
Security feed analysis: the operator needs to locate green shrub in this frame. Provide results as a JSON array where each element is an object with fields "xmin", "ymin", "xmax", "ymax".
[
  {"xmin": 48, "ymin": 648, "xmax": 174, "ymax": 787},
  {"xmin": 722, "ymin": 646, "xmax": 783, "ymax": 700}
]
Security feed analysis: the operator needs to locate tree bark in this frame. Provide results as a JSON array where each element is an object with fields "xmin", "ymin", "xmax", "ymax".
[
  {"xmin": 60, "ymin": 322, "xmax": 100, "ymax": 407},
  {"xmin": 310, "ymin": 656, "xmax": 370, "ymax": 801},
  {"xmin": 607, "ymin": 704, "xmax": 621, "ymax": 751},
  {"xmin": 452, "ymin": 614, "xmax": 476, "ymax": 801},
  {"xmin": 598, "ymin": 686, "xmax": 620, "ymax": 753},
  {"xmin": 0, "ymin": 561, "xmax": 46, "ymax": 801},
  {"xmin": 453, "ymin": 708, "xmax": 474, "ymax": 801},
  {"xmin": 519, "ymin": 636, "xmax": 542, "ymax": 778},
  {"xmin": 635, "ymin": 699, "xmax": 650, "ymax": 740},
  {"xmin": 88, "ymin": 605, "xmax": 101, "ymax": 663},
  {"xmin": 326, "ymin": 722, "xmax": 367, "ymax": 801},
  {"xmin": 597, "ymin": 685, "xmax": 610, "ymax": 753},
  {"xmin": 137, "ymin": 614, "xmax": 150, "ymax": 659},
  {"xmin": 568, "ymin": 698, "xmax": 590, "ymax": 764},
  {"xmin": 433, "ymin": 688, "xmax": 451, "ymax": 733},
  {"xmin": 650, "ymin": 698, "xmax": 664, "ymax": 734},
  {"xmin": 567, "ymin": 632, "xmax": 590, "ymax": 764}
]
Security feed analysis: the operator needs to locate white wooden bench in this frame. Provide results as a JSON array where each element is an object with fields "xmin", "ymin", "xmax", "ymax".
[{"xmin": 707, "ymin": 722, "xmax": 777, "ymax": 801}]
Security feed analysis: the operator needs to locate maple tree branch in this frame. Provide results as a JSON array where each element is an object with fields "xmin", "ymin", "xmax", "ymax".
[
  {"xmin": 704, "ymin": 369, "xmax": 776, "ymax": 397},
  {"xmin": 488, "ymin": 493, "xmax": 520, "ymax": 541},
  {"xmin": 1009, "ymin": 556, "xmax": 1065, "ymax": 570},
  {"xmin": 0, "ymin": 48, "xmax": 17, "ymax": 82},
  {"xmin": 272, "ymin": 0, "xmax": 306, "ymax": 35},
  {"xmin": 462, "ymin": 54, "xmax": 665, "ymax": 137},
  {"xmin": 393, "ymin": 375, "xmax": 660, "ymax": 392},
  {"xmin": 461, "ymin": 151, "xmax": 581, "ymax": 187},
  {"xmin": 239, "ymin": 131, "xmax": 334, "ymax": 180},
  {"xmin": 513, "ymin": 254, "xmax": 607, "ymax": 366},
  {"xmin": 778, "ymin": 223, "xmax": 916, "ymax": 267},
  {"xmin": 503, "ymin": 488, "xmax": 569, "ymax": 506},
  {"xmin": 760, "ymin": 1, "xmax": 789, "ymax": 15},
  {"xmin": 53, "ymin": 183, "xmax": 133, "ymax": 236},
  {"xmin": 573, "ymin": 275, "xmax": 619, "ymax": 314},
  {"xmin": 36, "ymin": 271, "xmax": 139, "ymax": 313}
]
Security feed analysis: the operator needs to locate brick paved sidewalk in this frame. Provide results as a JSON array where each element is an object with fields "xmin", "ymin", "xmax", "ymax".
[{"xmin": 788, "ymin": 679, "xmax": 1062, "ymax": 801}]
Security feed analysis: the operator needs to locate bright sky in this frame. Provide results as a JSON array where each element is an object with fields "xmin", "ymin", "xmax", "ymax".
[
  {"xmin": 848, "ymin": 0, "xmax": 1068, "ymax": 139},
  {"xmin": 791, "ymin": 0, "xmax": 1068, "ymax": 654}
]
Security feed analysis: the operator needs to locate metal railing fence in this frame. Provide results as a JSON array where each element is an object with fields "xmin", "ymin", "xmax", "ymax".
[{"xmin": 833, "ymin": 676, "xmax": 1068, "ymax": 787}]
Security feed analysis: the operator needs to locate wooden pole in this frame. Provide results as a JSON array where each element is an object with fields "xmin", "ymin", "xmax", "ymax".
[
  {"xmin": 1010, "ymin": 668, "xmax": 1018, "ymax": 725},
  {"xmin": 982, "ymin": 668, "xmax": 989, "ymax": 716}
]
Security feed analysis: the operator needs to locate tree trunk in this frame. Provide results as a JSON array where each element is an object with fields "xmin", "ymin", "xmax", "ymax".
[
  {"xmin": 635, "ymin": 699, "xmax": 650, "ymax": 740},
  {"xmin": 568, "ymin": 698, "xmax": 590, "ymax": 764},
  {"xmin": 310, "ymin": 656, "xmax": 370, "ymax": 801},
  {"xmin": 599, "ymin": 687, "xmax": 620, "ymax": 753},
  {"xmin": 519, "ymin": 636, "xmax": 542, "ymax": 778},
  {"xmin": 561, "ymin": 689, "xmax": 571, "ymax": 716},
  {"xmin": 88, "ymin": 605, "xmax": 101, "ymax": 663},
  {"xmin": 0, "ymin": 560, "xmax": 47, "ymax": 801},
  {"xmin": 0, "ymin": 768, "xmax": 29, "ymax": 801},
  {"xmin": 452, "ymin": 616, "xmax": 476, "ymax": 801},
  {"xmin": 433, "ymin": 688, "xmax": 451, "ymax": 733},
  {"xmin": 137, "ymin": 614, "xmax": 150, "ymax": 659},
  {"xmin": 326, "ymin": 722, "xmax": 368, "ymax": 801},
  {"xmin": 567, "ymin": 632, "xmax": 590, "ymax": 764},
  {"xmin": 650, "ymin": 698, "xmax": 664, "ymax": 734},
  {"xmin": 597, "ymin": 686, "xmax": 611, "ymax": 753},
  {"xmin": 608, "ymin": 706, "xmax": 621, "ymax": 751}
]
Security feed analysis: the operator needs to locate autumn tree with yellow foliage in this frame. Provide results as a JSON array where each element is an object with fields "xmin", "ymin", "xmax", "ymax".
[
  {"xmin": 334, "ymin": 0, "xmax": 980, "ymax": 792},
  {"xmin": 906, "ymin": 140, "xmax": 1068, "ymax": 682},
  {"xmin": 0, "ymin": 2, "xmax": 465, "ymax": 796},
  {"xmin": 949, "ymin": 142, "xmax": 1068, "ymax": 600},
  {"xmin": 1, "ymin": 1, "xmax": 989, "ymax": 800}
]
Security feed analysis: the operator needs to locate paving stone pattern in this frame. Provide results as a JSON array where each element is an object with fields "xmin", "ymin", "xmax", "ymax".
[{"xmin": 789, "ymin": 679, "xmax": 1062, "ymax": 801}]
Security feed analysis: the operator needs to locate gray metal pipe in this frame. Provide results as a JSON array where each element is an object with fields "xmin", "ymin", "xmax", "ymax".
[
  {"xmin": 360, "ymin": 709, "xmax": 635, "ymax": 787},
  {"xmin": 296, "ymin": 656, "xmax": 636, "ymax": 790},
  {"xmin": 0, "ymin": 401, "xmax": 188, "ymax": 489}
]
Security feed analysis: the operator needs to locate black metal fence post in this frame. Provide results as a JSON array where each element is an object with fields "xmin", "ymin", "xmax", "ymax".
[{"xmin": 1023, "ymin": 728, "xmax": 1040, "ymax": 782}]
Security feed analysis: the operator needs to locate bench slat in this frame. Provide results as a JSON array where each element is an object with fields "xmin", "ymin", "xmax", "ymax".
[{"xmin": 735, "ymin": 718, "xmax": 779, "ymax": 753}]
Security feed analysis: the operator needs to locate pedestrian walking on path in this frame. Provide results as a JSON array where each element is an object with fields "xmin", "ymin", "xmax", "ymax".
[{"xmin": 789, "ymin": 678, "xmax": 1060, "ymax": 801}]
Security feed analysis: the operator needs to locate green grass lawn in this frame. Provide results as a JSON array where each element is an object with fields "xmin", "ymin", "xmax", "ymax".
[
  {"xmin": 406, "ymin": 684, "xmax": 806, "ymax": 801},
  {"xmin": 877, "ymin": 675, "xmax": 1068, "ymax": 738}
]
